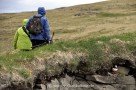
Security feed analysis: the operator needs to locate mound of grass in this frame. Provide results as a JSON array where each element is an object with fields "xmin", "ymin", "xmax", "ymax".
[
  {"xmin": 0, "ymin": 0, "xmax": 136, "ymax": 79},
  {"xmin": 0, "ymin": 32, "xmax": 135, "ymax": 73}
]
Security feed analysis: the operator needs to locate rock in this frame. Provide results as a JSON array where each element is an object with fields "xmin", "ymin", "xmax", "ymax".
[
  {"xmin": 46, "ymin": 78, "xmax": 60, "ymax": 90},
  {"xmin": 0, "ymin": 84, "xmax": 9, "ymax": 90},
  {"xmin": 117, "ymin": 66, "xmax": 130, "ymax": 75},
  {"xmin": 119, "ymin": 76, "xmax": 135, "ymax": 85},
  {"xmin": 0, "ymin": 73, "xmax": 11, "ymax": 84},
  {"xmin": 95, "ymin": 85, "xmax": 116, "ymax": 90},
  {"xmin": 125, "ymin": 85, "xmax": 136, "ymax": 90},
  {"xmin": 45, "ymin": 75, "xmax": 119, "ymax": 90},
  {"xmin": 60, "ymin": 75, "xmax": 74, "ymax": 85},
  {"xmin": 87, "ymin": 75, "xmax": 136, "ymax": 84},
  {"xmin": 88, "ymin": 75, "xmax": 117, "ymax": 84}
]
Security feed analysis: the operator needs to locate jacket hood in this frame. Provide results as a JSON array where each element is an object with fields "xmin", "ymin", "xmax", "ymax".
[
  {"xmin": 38, "ymin": 7, "xmax": 46, "ymax": 16},
  {"xmin": 23, "ymin": 19, "xmax": 28, "ymax": 26}
]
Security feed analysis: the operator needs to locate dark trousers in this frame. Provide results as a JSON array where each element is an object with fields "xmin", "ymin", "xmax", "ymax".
[{"xmin": 31, "ymin": 39, "xmax": 47, "ymax": 48}]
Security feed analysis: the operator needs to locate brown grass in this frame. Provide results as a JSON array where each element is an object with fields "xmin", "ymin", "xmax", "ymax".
[{"xmin": 0, "ymin": 0, "xmax": 136, "ymax": 53}]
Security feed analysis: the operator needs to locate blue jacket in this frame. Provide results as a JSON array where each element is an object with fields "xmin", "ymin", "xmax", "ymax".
[{"xmin": 26, "ymin": 7, "xmax": 51, "ymax": 41}]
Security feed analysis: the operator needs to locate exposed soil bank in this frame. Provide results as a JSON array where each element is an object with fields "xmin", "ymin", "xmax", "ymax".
[{"xmin": 1, "ymin": 56, "xmax": 136, "ymax": 90}]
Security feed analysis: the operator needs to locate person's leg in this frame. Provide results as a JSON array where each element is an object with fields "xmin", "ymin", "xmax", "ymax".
[
  {"xmin": 38, "ymin": 40, "xmax": 47, "ymax": 45},
  {"xmin": 31, "ymin": 39, "xmax": 37, "ymax": 46},
  {"xmin": 31, "ymin": 40, "xmax": 47, "ymax": 48},
  {"xmin": 35, "ymin": 40, "xmax": 47, "ymax": 47}
]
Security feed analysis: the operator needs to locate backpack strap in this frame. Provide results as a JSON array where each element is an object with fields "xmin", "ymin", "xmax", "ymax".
[{"xmin": 22, "ymin": 26, "xmax": 30, "ymax": 38}]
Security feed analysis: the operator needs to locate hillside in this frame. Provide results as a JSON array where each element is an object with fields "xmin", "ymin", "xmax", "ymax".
[
  {"xmin": 0, "ymin": 0, "xmax": 136, "ymax": 89},
  {"xmin": 0, "ymin": 0, "xmax": 136, "ymax": 53}
]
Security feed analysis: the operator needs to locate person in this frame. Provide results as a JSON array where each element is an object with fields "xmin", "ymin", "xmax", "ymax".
[
  {"xmin": 13, "ymin": 19, "xmax": 32, "ymax": 50},
  {"xmin": 26, "ymin": 7, "xmax": 52, "ymax": 47}
]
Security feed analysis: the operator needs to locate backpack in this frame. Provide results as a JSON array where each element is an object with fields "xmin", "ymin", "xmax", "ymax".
[
  {"xmin": 28, "ymin": 16, "xmax": 43, "ymax": 35},
  {"xmin": 22, "ymin": 26, "xmax": 30, "ymax": 38}
]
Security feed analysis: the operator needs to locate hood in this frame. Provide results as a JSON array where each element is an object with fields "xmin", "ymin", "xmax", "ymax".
[
  {"xmin": 23, "ymin": 19, "xmax": 28, "ymax": 26},
  {"xmin": 38, "ymin": 7, "xmax": 46, "ymax": 16}
]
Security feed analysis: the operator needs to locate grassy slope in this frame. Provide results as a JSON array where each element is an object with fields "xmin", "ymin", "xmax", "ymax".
[{"xmin": 0, "ymin": 0, "xmax": 136, "ymax": 77}]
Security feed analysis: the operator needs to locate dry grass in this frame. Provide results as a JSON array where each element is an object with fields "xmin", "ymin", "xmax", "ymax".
[{"xmin": 0, "ymin": 0, "xmax": 136, "ymax": 53}]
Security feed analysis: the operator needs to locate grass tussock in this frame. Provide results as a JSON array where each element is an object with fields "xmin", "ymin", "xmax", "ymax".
[
  {"xmin": 0, "ymin": 32, "xmax": 135, "ymax": 75},
  {"xmin": 0, "ymin": 0, "xmax": 136, "ymax": 80}
]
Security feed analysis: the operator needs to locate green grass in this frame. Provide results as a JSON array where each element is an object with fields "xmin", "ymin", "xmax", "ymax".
[
  {"xmin": 98, "ymin": 12, "xmax": 125, "ymax": 17},
  {"xmin": 18, "ymin": 68, "xmax": 30, "ymax": 79},
  {"xmin": 0, "ymin": 32, "xmax": 135, "ymax": 71},
  {"xmin": 98, "ymin": 12, "xmax": 136, "ymax": 17}
]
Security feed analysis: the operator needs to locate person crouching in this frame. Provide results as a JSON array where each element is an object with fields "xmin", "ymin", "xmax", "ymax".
[{"xmin": 13, "ymin": 19, "xmax": 32, "ymax": 50}]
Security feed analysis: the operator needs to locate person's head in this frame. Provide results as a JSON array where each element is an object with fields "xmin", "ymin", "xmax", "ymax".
[
  {"xmin": 23, "ymin": 19, "xmax": 28, "ymax": 26},
  {"xmin": 38, "ymin": 7, "xmax": 46, "ymax": 16}
]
